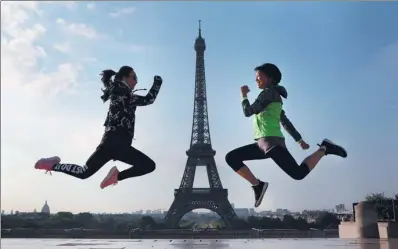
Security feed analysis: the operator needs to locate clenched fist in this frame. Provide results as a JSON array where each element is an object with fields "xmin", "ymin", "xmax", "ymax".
[
  {"xmin": 154, "ymin": 75, "xmax": 163, "ymax": 84},
  {"xmin": 299, "ymin": 140, "xmax": 310, "ymax": 150},
  {"xmin": 241, "ymin": 85, "xmax": 250, "ymax": 96}
]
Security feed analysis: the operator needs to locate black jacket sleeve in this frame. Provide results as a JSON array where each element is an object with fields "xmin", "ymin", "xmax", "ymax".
[
  {"xmin": 280, "ymin": 109, "xmax": 302, "ymax": 142},
  {"xmin": 241, "ymin": 89, "xmax": 274, "ymax": 117},
  {"xmin": 127, "ymin": 80, "xmax": 162, "ymax": 107}
]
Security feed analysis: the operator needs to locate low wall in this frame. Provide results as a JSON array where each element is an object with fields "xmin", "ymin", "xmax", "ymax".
[
  {"xmin": 1, "ymin": 229, "xmax": 128, "ymax": 239},
  {"xmin": 1, "ymin": 228, "xmax": 338, "ymax": 239},
  {"xmin": 130, "ymin": 229, "xmax": 338, "ymax": 239},
  {"xmin": 339, "ymin": 222, "xmax": 398, "ymax": 239},
  {"xmin": 378, "ymin": 222, "xmax": 398, "ymax": 239}
]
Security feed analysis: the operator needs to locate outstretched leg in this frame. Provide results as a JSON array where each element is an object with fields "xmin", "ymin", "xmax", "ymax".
[
  {"xmin": 225, "ymin": 143, "xmax": 269, "ymax": 207},
  {"xmin": 34, "ymin": 145, "xmax": 112, "ymax": 179},
  {"xmin": 100, "ymin": 146, "xmax": 155, "ymax": 189},
  {"xmin": 268, "ymin": 139, "xmax": 347, "ymax": 180}
]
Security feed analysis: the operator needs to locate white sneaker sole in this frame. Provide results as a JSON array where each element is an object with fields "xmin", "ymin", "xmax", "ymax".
[{"xmin": 255, "ymin": 182, "xmax": 269, "ymax": 208}]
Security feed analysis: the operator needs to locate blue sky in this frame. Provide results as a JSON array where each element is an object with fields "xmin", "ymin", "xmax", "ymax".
[{"xmin": 1, "ymin": 1, "xmax": 397, "ymax": 214}]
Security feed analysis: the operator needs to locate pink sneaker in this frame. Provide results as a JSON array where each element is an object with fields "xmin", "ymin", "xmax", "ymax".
[
  {"xmin": 34, "ymin": 156, "xmax": 61, "ymax": 174},
  {"xmin": 100, "ymin": 166, "xmax": 119, "ymax": 189}
]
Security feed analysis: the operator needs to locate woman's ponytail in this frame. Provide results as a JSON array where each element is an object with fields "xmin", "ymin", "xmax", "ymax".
[{"xmin": 100, "ymin": 69, "xmax": 116, "ymax": 102}]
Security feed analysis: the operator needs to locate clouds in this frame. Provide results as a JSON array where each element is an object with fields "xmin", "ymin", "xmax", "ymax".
[
  {"xmin": 56, "ymin": 18, "xmax": 101, "ymax": 39},
  {"xmin": 0, "ymin": 1, "xmax": 165, "ymax": 213},
  {"xmin": 1, "ymin": 1, "xmax": 147, "ymax": 96},
  {"xmin": 53, "ymin": 42, "xmax": 71, "ymax": 53},
  {"xmin": 109, "ymin": 7, "xmax": 136, "ymax": 18},
  {"xmin": 1, "ymin": 2, "xmax": 40, "ymax": 35},
  {"xmin": 1, "ymin": 2, "xmax": 46, "ymax": 90},
  {"xmin": 2, "ymin": 1, "xmax": 122, "ymax": 213},
  {"xmin": 62, "ymin": 1, "xmax": 76, "ymax": 10},
  {"xmin": 1, "ymin": 3, "xmax": 82, "ymax": 96},
  {"xmin": 86, "ymin": 3, "xmax": 95, "ymax": 10}
]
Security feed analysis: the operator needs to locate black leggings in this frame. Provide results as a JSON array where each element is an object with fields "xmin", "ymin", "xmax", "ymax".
[
  {"xmin": 52, "ymin": 131, "xmax": 155, "ymax": 181},
  {"xmin": 225, "ymin": 143, "xmax": 310, "ymax": 180}
]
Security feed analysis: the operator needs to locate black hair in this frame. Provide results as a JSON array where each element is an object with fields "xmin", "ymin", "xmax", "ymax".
[
  {"xmin": 255, "ymin": 63, "xmax": 282, "ymax": 85},
  {"xmin": 100, "ymin": 65, "xmax": 134, "ymax": 102}
]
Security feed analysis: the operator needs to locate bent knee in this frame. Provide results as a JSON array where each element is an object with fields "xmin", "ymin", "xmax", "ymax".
[
  {"xmin": 225, "ymin": 151, "xmax": 243, "ymax": 172},
  {"xmin": 80, "ymin": 169, "xmax": 96, "ymax": 179},
  {"xmin": 79, "ymin": 173, "xmax": 92, "ymax": 180},
  {"xmin": 290, "ymin": 173, "xmax": 306, "ymax": 181},
  {"xmin": 146, "ymin": 159, "xmax": 156, "ymax": 173},
  {"xmin": 225, "ymin": 151, "xmax": 236, "ymax": 164}
]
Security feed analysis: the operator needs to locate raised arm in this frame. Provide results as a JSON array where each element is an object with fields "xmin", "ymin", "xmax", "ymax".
[
  {"xmin": 128, "ymin": 76, "xmax": 163, "ymax": 107},
  {"xmin": 241, "ymin": 89, "xmax": 275, "ymax": 117},
  {"xmin": 280, "ymin": 109, "xmax": 302, "ymax": 142}
]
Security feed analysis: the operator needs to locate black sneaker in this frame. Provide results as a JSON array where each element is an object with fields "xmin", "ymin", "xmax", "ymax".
[
  {"xmin": 252, "ymin": 181, "xmax": 269, "ymax": 208},
  {"xmin": 318, "ymin": 139, "xmax": 347, "ymax": 158}
]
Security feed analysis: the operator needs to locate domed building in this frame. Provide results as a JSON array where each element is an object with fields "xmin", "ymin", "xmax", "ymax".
[{"xmin": 41, "ymin": 200, "xmax": 50, "ymax": 214}]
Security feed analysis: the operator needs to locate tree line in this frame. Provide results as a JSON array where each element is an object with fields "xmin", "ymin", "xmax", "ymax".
[
  {"xmin": 2, "ymin": 192, "xmax": 395, "ymax": 231},
  {"xmin": 1, "ymin": 211, "xmax": 340, "ymax": 231},
  {"xmin": 364, "ymin": 192, "xmax": 397, "ymax": 221}
]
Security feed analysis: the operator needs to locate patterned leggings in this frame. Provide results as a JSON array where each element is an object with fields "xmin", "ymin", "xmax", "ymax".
[{"xmin": 53, "ymin": 130, "xmax": 155, "ymax": 181}]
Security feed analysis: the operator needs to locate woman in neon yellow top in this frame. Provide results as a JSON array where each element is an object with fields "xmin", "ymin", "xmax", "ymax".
[{"xmin": 225, "ymin": 63, "xmax": 347, "ymax": 208}]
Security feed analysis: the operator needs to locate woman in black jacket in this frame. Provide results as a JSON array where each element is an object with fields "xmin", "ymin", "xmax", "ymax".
[{"xmin": 34, "ymin": 66, "xmax": 163, "ymax": 189}]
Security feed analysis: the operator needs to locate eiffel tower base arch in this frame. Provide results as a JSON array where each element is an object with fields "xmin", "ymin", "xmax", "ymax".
[{"xmin": 164, "ymin": 189, "xmax": 237, "ymax": 229}]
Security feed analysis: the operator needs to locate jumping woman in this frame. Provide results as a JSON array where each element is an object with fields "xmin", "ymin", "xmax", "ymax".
[
  {"xmin": 225, "ymin": 63, "xmax": 347, "ymax": 207},
  {"xmin": 34, "ymin": 66, "xmax": 163, "ymax": 189}
]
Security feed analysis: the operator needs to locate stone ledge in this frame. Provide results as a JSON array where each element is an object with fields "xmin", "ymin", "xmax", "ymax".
[{"xmin": 339, "ymin": 222, "xmax": 398, "ymax": 239}]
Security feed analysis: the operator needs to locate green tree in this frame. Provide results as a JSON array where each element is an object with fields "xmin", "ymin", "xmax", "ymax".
[
  {"xmin": 294, "ymin": 217, "xmax": 310, "ymax": 230},
  {"xmin": 139, "ymin": 216, "xmax": 156, "ymax": 230},
  {"xmin": 232, "ymin": 218, "xmax": 249, "ymax": 229},
  {"xmin": 97, "ymin": 216, "xmax": 115, "ymax": 230},
  {"xmin": 394, "ymin": 195, "xmax": 398, "ymax": 221},
  {"xmin": 75, "ymin": 212, "xmax": 94, "ymax": 228},
  {"xmin": 56, "ymin": 212, "xmax": 74, "ymax": 220},
  {"xmin": 315, "ymin": 212, "xmax": 340, "ymax": 229},
  {"xmin": 247, "ymin": 216, "xmax": 262, "ymax": 228},
  {"xmin": 365, "ymin": 192, "xmax": 396, "ymax": 221},
  {"xmin": 282, "ymin": 215, "xmax": 295, "ymax": 229},
  {"xmin": 365, "ymin": 193, "xmax": 389, "ymax": 202}
]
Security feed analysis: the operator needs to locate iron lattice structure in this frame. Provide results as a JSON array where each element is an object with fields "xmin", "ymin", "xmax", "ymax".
[{"xmin": 164, "ymin": 21, "xmax": 237, "ymax": 229}]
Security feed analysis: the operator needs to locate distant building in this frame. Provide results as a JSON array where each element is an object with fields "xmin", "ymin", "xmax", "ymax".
[
  {"xmin": 41, "ymin": 200, "xmax": 50, "ymax": 214},
  {"xmin": 234, "ymin": 208, "xmax": 250, "ymax": 218},
  {"xmin": 335, "ymin": 204, "xmax": 346, "ymax": 213}
]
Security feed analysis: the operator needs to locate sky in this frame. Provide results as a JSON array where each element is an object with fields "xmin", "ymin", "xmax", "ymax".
[{"xmin": 1, "ymin": 1, "xmax": 398, "ymax": 215}]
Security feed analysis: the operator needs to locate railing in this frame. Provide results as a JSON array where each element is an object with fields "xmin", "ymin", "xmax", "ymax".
[
  {"xmin": 2, "ymin": 228, "xmax": 338, "ymax": 239},
  {"xmin": 174, "ymin": 188, "xmax": 228, "ymax": 195},
  {"xmin": 131, "ymin": 228, "xmax": 338, "ymax": 239},
  {"xmin": 1, "ymin": 228, "xmax": 128, "ymax": 239},
  {"xmin": 186, "ymin": 148, "xmax": 216, "ymax": 157}
]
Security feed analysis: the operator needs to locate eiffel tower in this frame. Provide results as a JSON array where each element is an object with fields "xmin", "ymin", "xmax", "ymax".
[{"xmin": 164, "ymin": 21, "xmax": 237, "ymax": 229}]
